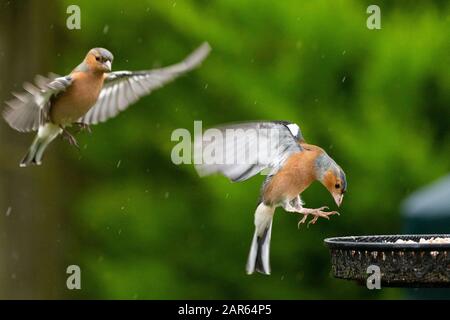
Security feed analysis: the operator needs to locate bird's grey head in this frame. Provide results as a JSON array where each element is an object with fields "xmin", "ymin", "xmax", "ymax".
[
  {"xmin": 85, "ymin": 48, "xmax": 114, "ymax": 72},
  {"xmin": 92, "ymin": 48, "xmax": 114, "ymax": 62},
  {"xmin": 315, "ymin": 153, "xmax": 347, "ymax": 207}
]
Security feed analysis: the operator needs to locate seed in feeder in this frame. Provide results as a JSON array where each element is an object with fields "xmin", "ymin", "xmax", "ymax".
[{"xmin": 394, "ymin": 237, "xmax": 450, "ymax": 244}]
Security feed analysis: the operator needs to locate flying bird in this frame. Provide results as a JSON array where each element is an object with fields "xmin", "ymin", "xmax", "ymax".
[
  {"xmin": 195, "ymin": 121, "xmax": 347, "ymax": 275},
  {"xmin": 3, "ymin": 42, "xmax": 211, "ymax": 167}
]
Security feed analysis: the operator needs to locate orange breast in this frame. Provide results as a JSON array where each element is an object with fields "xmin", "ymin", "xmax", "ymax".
[
  {"xmin": 50, "ymin": 72, "xmax": 104, "ymax": 125},
  {"xmin": 263, "ymin": 148, "xmax": 320, "ymax": 205}
]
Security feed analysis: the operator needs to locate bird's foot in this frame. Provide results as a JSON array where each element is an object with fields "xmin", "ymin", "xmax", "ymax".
[
  {"xmin": 297, "ymin": 206, "xmax": 339, "ymax": 228},
  {"xmin": 60, "ymin": 127, "xmax": 80, "ymax": 149},
  {"xmin": 74, "ymin": 122, "xmax": 92, "ymax": 134}
]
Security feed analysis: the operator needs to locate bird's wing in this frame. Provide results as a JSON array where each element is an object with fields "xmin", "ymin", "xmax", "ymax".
[
  {"xmin": 79, "ymin": 42, "xmax": 211, "ymax": 125},
  {"xmin": 3, "ymin": 74, "xmax": 72, "ymax": 132},
  {"xmin": 195, "ymin": 121, "xmax": 305, "ymax": 182}
]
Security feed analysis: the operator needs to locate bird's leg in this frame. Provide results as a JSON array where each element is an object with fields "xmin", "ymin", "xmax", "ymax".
[
  {"xmin": 73, "ymin": 122, "xmax": 92, "ymax": 134},
  {"xmin": 60, "ymin": 126, "xmax": 80, "ymax": 149},
  {"xmin": 282, "ymin": 196, "xmax": 339, "ymax": 227},
  {"xmin": 282, "ymin": 196, "xmax": 302, "ymax": 213},
  {"xmin": 296, "ymin": 207, "xmax": 340, "ymax": 228}
]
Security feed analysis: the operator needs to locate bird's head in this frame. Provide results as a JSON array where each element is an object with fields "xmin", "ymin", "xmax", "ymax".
[
  {"xmin": 85, "ymin": 48, "xmax": 114, "ymax": 73},
  {"xmin": 315, "ymin": 153, "xmax": 347, "ymax": 207}
]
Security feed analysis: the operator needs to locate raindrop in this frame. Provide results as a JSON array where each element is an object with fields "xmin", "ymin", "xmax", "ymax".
[
  {"xmin": 5, "ymin": 207, "xmax": 12, "ymax": 217},
  {"xmin": 172, "ymin": 2, "xmax": 177, "ymax": 7},
  {"xmin": 204, "ymin": 83, "xmax": 209, "ymax": 89},
  {"xmin": 118, "ymin": 229, "xmax": 122, "ymax": 235},
  {"xmin": 164, "ymin": 192, "xmax": 170, "ymax": 199},
  {"xmin": 121, "ymin": 206, "xmax": 125, "ymax": 210},
  {"xmin": 342, "ymin": 76, "xmax": 346, "ymax": 83},
  {"xmin": 117, "ymin": 160, "xmax": 122, "ymax": 168},
  {"xmin": 342, "ymin": 50, "xmax": 346, "ymax": 55},
  {"xmin": 103, "ymin": 25, "xmax": 109, "ymax": 34}
]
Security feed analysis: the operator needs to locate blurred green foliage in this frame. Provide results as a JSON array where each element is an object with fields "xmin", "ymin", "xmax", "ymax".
[{"xmin": 50, "ymin": 0, "xmax": 450, "ymax": 298}]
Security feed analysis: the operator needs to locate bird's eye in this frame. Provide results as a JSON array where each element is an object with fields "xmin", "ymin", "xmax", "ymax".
[
  {"xmin": 95, "ymin": 56, "xmax": 101, "ymax": 61},
  {"xmin": 335, "ymin": 183, "xmax": 340, "ymax": 189}
]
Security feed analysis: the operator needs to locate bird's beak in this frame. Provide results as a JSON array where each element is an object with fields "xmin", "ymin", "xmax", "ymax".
[
  {"xmin": 104, "ymin": 60, "xmax": 112, "ymax": 72},
  {"xmin": 333, "ymin": 193, "xmax": 344, "ymax": 207}
]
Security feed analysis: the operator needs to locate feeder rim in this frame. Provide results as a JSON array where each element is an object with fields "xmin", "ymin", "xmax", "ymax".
[{"xmin": 324, "ymin": 234, "xmax": 450, "ymax": 251}]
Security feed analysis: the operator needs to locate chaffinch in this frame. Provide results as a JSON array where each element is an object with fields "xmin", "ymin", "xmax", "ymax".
[
  {"xmin": 3, "ymin": 42, "xmax": 211, "ymax": 167},
  {"xmin": 195, "ymin": 121, "xmax": 347, "ymax": 275}
]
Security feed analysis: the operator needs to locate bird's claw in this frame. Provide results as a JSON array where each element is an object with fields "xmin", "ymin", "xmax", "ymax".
[
  {"xmin": 74, "ymin": 122, "xmax": 92, "ymax": 134},
  {"xmin": 65, "ymin": 135, "xmax": 80, "ymax": 149},
  {"xmin": 297, "ymin": 208, "xmax": 339, "ymax": 228},
  {"xmin": 61, "ymin": 127, "xmax": 80, "ymax": 150},
  {"xmin": 298, "ymin": 215, "xmax": 308, "ymax": 227}
]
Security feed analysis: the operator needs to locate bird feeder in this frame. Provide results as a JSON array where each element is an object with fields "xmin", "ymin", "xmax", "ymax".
[
  {"xmin": 324, "ymin": 234, "xmax": 450, "ymax": 287},
  {"xmin": 324, "ymin": 175, "xmax": 450, "ymax": 288}
]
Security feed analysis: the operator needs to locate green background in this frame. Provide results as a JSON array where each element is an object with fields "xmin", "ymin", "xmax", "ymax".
[{"xmin": 0, "ymin": 0, "xmax": 448, "ymax": 299}]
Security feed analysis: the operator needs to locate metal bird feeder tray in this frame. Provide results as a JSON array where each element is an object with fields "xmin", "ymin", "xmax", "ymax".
[{"xmin": 324, "ymin": 234, "xmax": 450, "ymax": 287}]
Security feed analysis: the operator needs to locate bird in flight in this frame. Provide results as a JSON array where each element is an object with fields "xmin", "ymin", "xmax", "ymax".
[
  {"xmin": 3, "ymin": 42, "xmax": 211, "ymax": 167},
  {"xmin": 195, "ymin": 121, "xmax": 347, "ymax": 275}
]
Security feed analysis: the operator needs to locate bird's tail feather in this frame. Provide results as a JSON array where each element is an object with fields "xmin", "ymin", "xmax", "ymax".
[
  {"xmin": 246, "ymin": 203, "xmax": 275, "ymax": 275},
  {"xmin": 20, "ymin": 124, "xmax": 61, "ymax": 167},
  {"xmin": 20, "ymin": 135, "xmax": 47, "ymax": 167}
]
